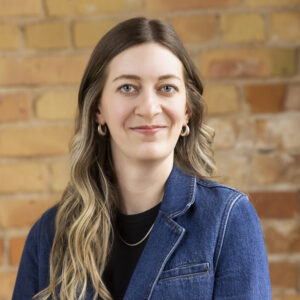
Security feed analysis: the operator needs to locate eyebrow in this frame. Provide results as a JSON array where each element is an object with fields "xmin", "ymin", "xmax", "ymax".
[{"xmin": 112, "ymin": 74, "xmax": 182, "ymax": 82}]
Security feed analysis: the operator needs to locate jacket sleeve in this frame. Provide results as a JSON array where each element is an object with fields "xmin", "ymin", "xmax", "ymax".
[
  {"xmin": 213, "ymin": 195, "xmax": 272, "ymax": 300},
  {"xmin": 12, "ymin": 218, "xmax": 41, "ymax": 300}
]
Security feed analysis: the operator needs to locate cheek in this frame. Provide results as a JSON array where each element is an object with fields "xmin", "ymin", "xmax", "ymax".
[
  {"xmin": 107, "ymin": 101, "xmax": 132, "ymax": 129},
  {"xmin": 165, "ymin": 102, "xmax": 187, "ymax": 126}
]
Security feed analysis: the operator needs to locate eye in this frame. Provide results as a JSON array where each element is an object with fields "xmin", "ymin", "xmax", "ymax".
[
  {"xmin": 119, "ymin": 84, "xmax": 137, "ymax": 94},
  {"xmin": 160, "ymin": 85, "xmax": 177, "ymax": 95}
]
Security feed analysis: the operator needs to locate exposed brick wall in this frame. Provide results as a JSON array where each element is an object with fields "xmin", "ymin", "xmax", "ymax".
[{"xmin": 0, "ymin": 0, "xmax": 299, "ymax": 299}]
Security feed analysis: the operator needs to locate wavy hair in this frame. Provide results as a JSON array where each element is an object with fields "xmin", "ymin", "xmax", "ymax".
[{"xmin": 34, "ymin": 17, "xmax": 216, "ymax": 300}]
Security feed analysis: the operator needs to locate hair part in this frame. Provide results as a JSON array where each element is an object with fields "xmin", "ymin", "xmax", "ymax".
[{"xmin": 34, "ymin": 17, "xmax": 216, "ymax": 300}]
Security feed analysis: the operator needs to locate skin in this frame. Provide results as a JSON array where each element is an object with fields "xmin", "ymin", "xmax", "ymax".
[{"xmin": 96, "ymin": 42, "xmax": 189, "ymax": 215}]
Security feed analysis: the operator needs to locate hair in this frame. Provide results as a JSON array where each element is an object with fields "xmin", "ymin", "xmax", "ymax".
[{"xmin": 34, "ymin": 17, "xmax": 216, "ymax": 300}]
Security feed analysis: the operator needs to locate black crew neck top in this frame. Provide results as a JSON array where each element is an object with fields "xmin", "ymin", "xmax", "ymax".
[{"xmin": 103, "ymin": 201, "xmax": 161, "ymax": 300}]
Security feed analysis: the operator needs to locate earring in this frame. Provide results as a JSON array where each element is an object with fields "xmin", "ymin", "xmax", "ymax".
[
  {"xmin": 180, "ymin": 124, "xmax": 190, "ymax": 137},
  {"xmin": 98, "ymin": 124, "xmax": 107, "ymax": 136}
]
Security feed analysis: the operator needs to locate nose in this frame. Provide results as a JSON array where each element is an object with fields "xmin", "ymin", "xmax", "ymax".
[{"xmin": 134, "ymin": 88, "xmax": 162, "ymax": 119}]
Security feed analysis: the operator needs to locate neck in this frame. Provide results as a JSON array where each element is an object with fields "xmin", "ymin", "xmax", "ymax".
[{"xmin": 113, "ymin": 156, "xmax": 174, "ymax": 215}]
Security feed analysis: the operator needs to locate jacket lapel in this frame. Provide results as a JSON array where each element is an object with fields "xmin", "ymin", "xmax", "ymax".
[{"xmin": 123, "ymin": 164, "xmax": 196, "ymax": 300}]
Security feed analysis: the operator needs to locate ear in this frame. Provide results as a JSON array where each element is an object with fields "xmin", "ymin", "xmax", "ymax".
[
  {"xmin": 184, "ymin": 106, "xmax": 191, "ymax": 124},
  {"xmin": 95, "ymin": 107, "xmax": 106, "ymax": 125}
]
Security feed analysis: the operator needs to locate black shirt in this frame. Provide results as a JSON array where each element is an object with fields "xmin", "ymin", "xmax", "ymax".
[{"xmin": 103, "ymin": 201, "xmax": 161, "ymax": 300}]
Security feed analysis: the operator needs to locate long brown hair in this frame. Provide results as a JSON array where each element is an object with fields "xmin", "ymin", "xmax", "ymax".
[{"xmin": 34, "ymin": 17, "xmax": 216, "ymax": 300}]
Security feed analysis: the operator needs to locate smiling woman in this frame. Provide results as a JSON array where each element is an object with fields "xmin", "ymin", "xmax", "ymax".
[
  {"xmin": 12, "ymin": 17, "xmax": 271, "ymax": 300},
  {"xmin": 96, "ymin": 43, "xmax": 189, "ymax": 184}
]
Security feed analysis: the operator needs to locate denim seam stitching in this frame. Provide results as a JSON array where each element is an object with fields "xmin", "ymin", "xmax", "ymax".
[
  {"xmin": 146, "ymin": 220, "xmax": 186, "ymax": 300},
  {"xmin": 158, "ymin": 267, "xmax": 210, "ymax": 283},
  {"xmin": 159, "ymin": 262, "xmax": 209, "ymax": 280},
  {"xmin": 214, "ymin": 194, "xmax": 243, "ymax": 273},
  {"xmin": 168, "ymin": 176, "xmax": 196, "ymax": 219},
  {"xmin": 165, "ymin": 261, "xmax": 208, "ymax": 270},
  {"xmin": 158, "ymin": 271, "xmax": 208, "ymax": 282},
  {"xmin": 197, "ymin": 179, "xmax": 247, "ymax": 196}
]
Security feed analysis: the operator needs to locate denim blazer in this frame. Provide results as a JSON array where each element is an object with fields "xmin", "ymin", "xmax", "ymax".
[{"xmin": 13, "ymin": 164, "xmax": 272, "ymax": 300}]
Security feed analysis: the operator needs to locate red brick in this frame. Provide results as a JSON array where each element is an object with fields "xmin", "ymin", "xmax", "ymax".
[
  {"xmin": 246, "ymin": 0, "xmax": 300, "ymax": 6},
  {"xmin": 50, "ymin": 160, "xmax": 69, "ymax": 192},
  {"xmin": 0, "ymin": 93, "xmax": 32, "ymax": 123},
  {"xmin": 215, "ymin": 152, "xmax": 250, "ymax": 189},
  {"xmin": 255, "ymin": 118, "xmax": 300, "ymax": 152},
  {"xmin": 73, "ymin": 20, "xmax": 117, "ymax": 48},
  {"xmin": 170, "ymin": 16, "xmax": 217, "ymax": 44},
  {"xmin": 256, "ymin": 114, "xmax": 300, "ymax": 151},
  {"xmin": 284, "ymin": 155, "xmax": 300, "ymax": 184},
  {"xmin": 199, "ymin": 48, "xmax": 296, "ymax": 78},
  {"xmin": 46, "ymin": 0, "xmax": 142, "ymax": 15},
  {"xmin": 285, "ymin": 84, "xmax": 300, "ymax": 111},
  {"xmin": 0, "ymin": 125, "xmax": 74, "ymax": 157},
  {"xmin": 0, "ymin": 162, "xmax": 48, "ymax": 194},
  {"xmin": 290, "ymin": 226, "xmax": 300, "ymax": 252},
  {"xmin": 35, "ymin": 90, "xmax": 77, "ymax": 120},
  {"xmin": 25, "ymin": 22, "xmax": 69, "ymax": 49},
  {"xmin": 278, "ymin": 119, "xmax": 300, "ymax": 151},
  {"xmin": 205, "ymin": 85, "xmax": 239, "ymax": 115},
  {"xmin": 265, "ymin": 227, "xmax": 289, "ymax": 253},
  {"xmin": 0, "ymin": 55, "xmax": 88, "ymax": 86},
  {"xmin": 269, "ymin": 261, "xmax": 299, "ymax": 289},
  {"xmin": 251, "ymin": 152, "xmax": 291, "ymax": 185},
  {"xmin": 235, "ymin": 119, "xmax": 256, "ymax": 150},
  {"xmin": 220, "ymin": 14, "xmax": 265, "ymax": 43},
  {"xmin": 255, "ymin": 120, "xmax": 280, "ymax": 151},
  {"xmin": 0, "ymin": 23, "xmax": 20, "ymax": 49},
  {"xmin": 245, "ymin": 84, "xmax": 286, "ymax": 113},
  {"xmin": 0, "ymin": 197, "xmax": 58, "ymax": 228},
  {"xmin": 207, "ymin": 118, "xmax": 236, "ymax": 149},
  {"xmin": 248, "ymin": 191, "xmax": 299, "ymax": 219},
  {"xmin": 146, "ymin": 0, "xmax": 240, "ymax": 12},
  {"xmin": 273, "ymin": 295, "xmax": 300, "ymax": 300},
  {"xmin": 264, "ymin": 222, "xmax": 300, "ymax": 254},
  {"xmin": 264, "ymin": 226, "xmax": 300, "ymax": 253},
  {"xmin": 9, "ymin": 237, "xmax": 26, "ymax": 265},
  {"xmin": 271, "ymin": 12, "xmax": 300, "ymax": 42},
  {"xmin": 0, "ymin": 0, "xmax": 41, "ymax": 17}
]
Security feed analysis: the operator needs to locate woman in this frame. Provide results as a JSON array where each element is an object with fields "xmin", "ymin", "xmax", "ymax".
[{"xmin": 13, "ymin": 17, "xmax": 271, "ymax": 300}]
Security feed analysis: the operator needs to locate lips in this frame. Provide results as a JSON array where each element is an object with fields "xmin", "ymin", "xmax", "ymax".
[
  {"xmin": 130, "ymin": 125, "xmax": 167, "ymax": 135},
  {"xmin": 131, "ymin": 125, "xmax": 166, "ymax": 129}
]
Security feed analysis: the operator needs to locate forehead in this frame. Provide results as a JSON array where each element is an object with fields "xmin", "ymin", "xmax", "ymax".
[{"xmin": 106, "ymin": 42, "xmax": 184, "ymax": 81}]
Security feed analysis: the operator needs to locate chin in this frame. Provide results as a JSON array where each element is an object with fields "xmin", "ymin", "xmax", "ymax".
[{"xmin": 132, "ymin": 148, "xmax": 173, "ymax": 162}]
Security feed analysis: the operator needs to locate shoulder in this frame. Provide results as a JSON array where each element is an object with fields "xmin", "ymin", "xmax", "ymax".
[
  {"xmin": 196, "ymin": 177, "xmax": 246, "ymax": 197},
  {"xmin": 194, "ymin": 177, "xmax": 260, "ymax": 223},
  {"xmin": 36, "ymin": 204, "xmax": 58, "ymax": 230},
  {"xmin": 191, "ymin": 178, "xmax": 266, "ymax": 269},
  {"xmin": 191, "ymin": 178, "xmax": 260, "ymax": 243},
  {"xmin": 39, "ymin": 204, "xmax": 58, "ymax": 223},
  {"xmin": 26, "ymin": 204, "xmax": 58, "ymax": 247},
  {"xmin": 194, "ymin": 178, "xmax": 249, "ymax": 213},
  {"xmin": 13, "ymin": 204, "xmax": 59, "ymax": 298}
]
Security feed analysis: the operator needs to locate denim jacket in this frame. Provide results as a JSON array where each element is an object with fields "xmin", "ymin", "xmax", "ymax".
[{"xmin": 13, "ymin": 164, "xmax": 272, "ymax": 299}]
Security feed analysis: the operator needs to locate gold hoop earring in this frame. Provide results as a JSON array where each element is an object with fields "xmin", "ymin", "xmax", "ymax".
[
  {"xmin": 98, "ymin": 124, "xmax": 107, "ymax": 136},
  {"xmin": 180, "ymin": 124, "xmax": 190, "ymax": 137}
]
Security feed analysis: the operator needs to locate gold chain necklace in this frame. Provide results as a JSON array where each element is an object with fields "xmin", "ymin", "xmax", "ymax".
[{"xmin": 118, "ymin": 223, "xmax": 155, "ymax": 247}]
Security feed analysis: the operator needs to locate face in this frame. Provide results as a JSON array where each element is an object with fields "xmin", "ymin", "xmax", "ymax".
[{"xmin": 96, "ymin": 42, "xmax": 189, "ymax": 165}]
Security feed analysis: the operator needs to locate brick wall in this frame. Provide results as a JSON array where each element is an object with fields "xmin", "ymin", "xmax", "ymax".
[{"xmin": 0, "ymin": 0, "xmax": 299, "ymax": 299}]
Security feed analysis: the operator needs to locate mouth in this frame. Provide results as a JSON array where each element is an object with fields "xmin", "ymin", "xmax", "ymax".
[
  {"xmin": 130, "ymin": 125, "xmax": 167, "ymax": 135},
  {"xmin": 131, "ymin": 125, "xmax": 167, "ymax": 129}
]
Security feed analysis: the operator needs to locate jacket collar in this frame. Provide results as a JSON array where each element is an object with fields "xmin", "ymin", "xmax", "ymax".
[
  {"xmin": 159, "ymin": 163, "xmax": 197, "ymax": 218},
  {"xmin": 123, "ymin": 163, "xmax": 197, "ymax": 300}
]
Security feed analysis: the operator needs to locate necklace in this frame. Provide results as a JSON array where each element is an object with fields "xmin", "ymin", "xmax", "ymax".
[{"xmin": 118, "ymin": 223, "xmax": 155, "ymax": 247}]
